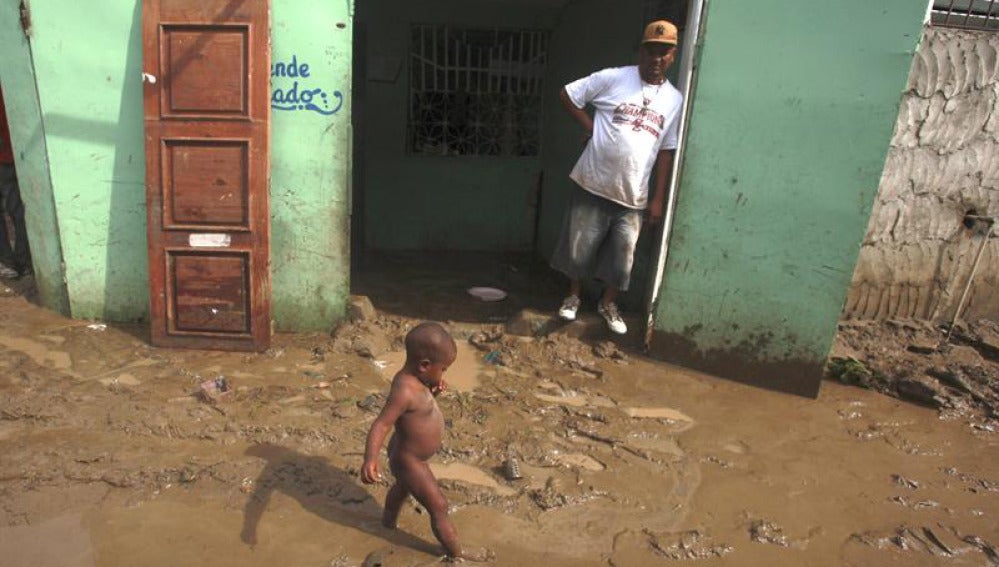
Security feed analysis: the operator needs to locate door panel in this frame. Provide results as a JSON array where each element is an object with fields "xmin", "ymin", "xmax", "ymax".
[
  {"xmin": 144, "ymin": 0, "xmax": 270, "ymax": 351},
  {"xmin": 170, "ymin": 251, "xmax": 250, "ymax": 334},
  {"xmin": 162, "ymin": 25, "xmax": 249, "ymax": 117},
  {"xmin": 164, "ymin": 140, "xmax": 250, "ymax": 228}
]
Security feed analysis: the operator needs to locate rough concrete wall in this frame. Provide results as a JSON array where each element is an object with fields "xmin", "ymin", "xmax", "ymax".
[{"xmin": 846, "ymin": 27, "xmax": 999, "ymax": 322}]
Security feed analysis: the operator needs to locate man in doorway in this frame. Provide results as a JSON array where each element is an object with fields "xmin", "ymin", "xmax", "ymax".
[
  {"xmin": 0, "ymin": 86, "xmax": 31, "ymax": 279},
  {"xmin": 551, "ymin": 20, "xmax": 682, "ymax": 334}
]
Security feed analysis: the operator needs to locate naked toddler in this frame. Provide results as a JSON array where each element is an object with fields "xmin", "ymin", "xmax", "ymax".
[{"xmin": 361, "ymin": 322, "xmax": 487, "ymax": 562}]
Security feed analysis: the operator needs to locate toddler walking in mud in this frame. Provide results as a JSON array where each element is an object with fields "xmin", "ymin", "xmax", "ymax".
[{"xmin": 361, "ymin": 322, "xmax": 489, "ymax": 562}]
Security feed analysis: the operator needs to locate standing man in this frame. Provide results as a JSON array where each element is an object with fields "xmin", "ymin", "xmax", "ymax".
[
  {"xmin": 551, "ymin": 20, "xmax": 682, "ymax": 334},
  {"xmin": 0, "ymin": 85, "xmax": 31, "ymax": 279}
]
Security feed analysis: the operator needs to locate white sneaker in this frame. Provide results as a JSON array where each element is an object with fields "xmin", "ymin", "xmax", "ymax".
[
  {"xmin": 598, "ymin": 301, "xmax": 627, "ymax": 335},
  {"xmin": 558, "ymin": 295, "xmax": 580, "ymax": 321},
  {"xmin": 0, "ymin": 263, "xmax": 17, "ymax": 279}
]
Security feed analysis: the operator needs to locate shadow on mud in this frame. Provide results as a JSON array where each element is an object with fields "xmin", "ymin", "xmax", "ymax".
[{"xmin": 240, "ymin": 443, "xmax": 439, "ymax": 555}]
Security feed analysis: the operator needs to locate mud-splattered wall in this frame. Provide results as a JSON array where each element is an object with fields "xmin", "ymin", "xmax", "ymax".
[{"xmin": 845, "ymin": 27, "xmax": 999, "ymax": 323}]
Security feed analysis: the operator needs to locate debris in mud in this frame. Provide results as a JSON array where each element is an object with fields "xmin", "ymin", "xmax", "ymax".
[
  {"xmin": 895, "ymin": 377, "xmax": 946, "ymax": 408},
  {"xmin": 849, "ymin": 524, "xmax": 996, "ymax": 562},
  {"xmin": 536, "ymin": 335, "xmax": 603, "ymax": 378},
  {"xmin": 830, "ymin": 319, "xmax": 999, "ymax": 427},
  {"xmin": 502, "ymin": 458, "xmax": 522, "ymax": 481},
  {"xmin": 749, "ymin": 520, "xmax": 790, "ymax": 547},
  {"xmin": 179, "ymin": 466, "xmax": 198, "ymax": 484},
  {"xmin": 943, "ymin": 467, "xmax": 999, "ymax": 493},
  {"xmin": 199, "ymin": 376, "xmax": 232, "ymax": 404},
  {"xmin": 357, "ymin": 394, "xmax": 384, "ymax": 413},
  {"xmin": 888, "ymin": 495, "xmax": 939, "ymax": 510},
  {"xmin": 264, "ymin": 347, "xmax": 285, "ymax": 359},
  {"xmin": 593, "ymin": 341, "xmax": 627, "ymax": 362},
  {"xmin": 644, "ymin": 529, "xmax": 733, "ymax": 560},
  {"xmin": 468, "ymin": 328, "xmax": 503, "ymax": 352},
  {"xmin": 505, "ymin": 309, "xmax": 552, "ymax": 337},
  {"xmin": 701, "ymin": 455, "xmax": 733, "ymax": 469},
  {"xmin": 332, "ymin": 401, "xmax": 359, "ymax": 419},
  {"xmin": 827, "ymin": 357, "xmax": 887, "ymax": 392},
  {"xmin": 527, "ymin": 476, "xmax": 602, "ymax": 511},
  {"xmin": 483, "ymin": 350, "xmax": 504, "ymax": 366},
  {"xmin": 529, "ymin": 477, "xmax": 570, "ymax": 510},
  {"xmin": 892, "ymin": 474, "xmax": 920, "ymax": 490}
]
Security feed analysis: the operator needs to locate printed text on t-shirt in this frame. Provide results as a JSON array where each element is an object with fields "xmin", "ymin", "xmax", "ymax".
[{"xmin": 611, "ymin": 103, "xmax": 665, "ymax": 137}]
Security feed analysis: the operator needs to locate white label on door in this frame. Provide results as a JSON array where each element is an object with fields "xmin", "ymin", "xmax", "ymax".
[{"xmin": 189, "ymin": 233, "xmax": 232, "ymax": 248}]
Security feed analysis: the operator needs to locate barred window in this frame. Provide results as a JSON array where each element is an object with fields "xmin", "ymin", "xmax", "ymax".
[
  {"xmin": 931, "ymin": 0, "xmax": 999, "ymax": 31},
  {"xmin": 408, "ymin": 25, "xmax": 548, "ymax": 157}
]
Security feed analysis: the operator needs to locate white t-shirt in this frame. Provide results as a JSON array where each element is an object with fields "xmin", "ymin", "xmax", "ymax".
[{"xmin": 564, "ymin": 65, "xmax": 682, "ymax": 209}]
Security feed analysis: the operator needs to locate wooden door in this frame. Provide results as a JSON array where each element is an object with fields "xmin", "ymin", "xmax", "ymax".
[{"xmin": 143, "ymin": 0, "xmax": 271, "ymax": 351}]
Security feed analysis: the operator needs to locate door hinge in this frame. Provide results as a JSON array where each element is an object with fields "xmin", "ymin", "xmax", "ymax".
[{"xmin": 19, "ymin": 1, "xmax": 32, "ymax": 37}]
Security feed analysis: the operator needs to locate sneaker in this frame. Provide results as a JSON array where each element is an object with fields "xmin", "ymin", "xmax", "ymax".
[
  {"xmin": 0, "ymin": 263, "xmax": 17, "ymax": 279},
  {"xmin": 598, "ymin": 301, "xmax": 627, "ymax": 335},
  {"xmin": 558, "ymin": 295, "xmax": 580, "ymax": 321}
]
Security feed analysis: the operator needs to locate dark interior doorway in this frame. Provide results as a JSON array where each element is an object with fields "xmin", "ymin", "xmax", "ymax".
[
  {"xmin": 350, "ymin": 0, "xmax": 693, "ymax": 324},
  {"xmin": 0, "ymin": 80, "xmax": 35, "ymax": 298}
]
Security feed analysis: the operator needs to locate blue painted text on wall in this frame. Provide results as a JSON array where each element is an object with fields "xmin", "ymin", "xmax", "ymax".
[{"xmin": 271, "ymin": 55, "xmax": 343, "ymax": 116}]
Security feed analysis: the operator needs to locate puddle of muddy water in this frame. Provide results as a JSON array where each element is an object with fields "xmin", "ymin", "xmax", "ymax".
[
  {"xmin": 0, "ymin": 334, "xmax": 75, "ymax": 373},
  {"xmin": 534, "ymin": 390, "xmax": 616, "ymax": 408},
  {"xmin": 374, "ymin": 342, "xmax": 482, "ymax": 392},
  {"xmin": 0, "ymin": 513, "xmax": 94, "ymax": 567}
]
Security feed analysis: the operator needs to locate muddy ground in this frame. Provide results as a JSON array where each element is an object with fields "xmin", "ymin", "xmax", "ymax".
[{"xmin": 0, "ymin": 276, "xmax": 997, "ymax": 566}]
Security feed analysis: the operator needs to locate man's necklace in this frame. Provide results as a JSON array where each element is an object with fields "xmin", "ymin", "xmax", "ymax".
[{"xmin": 642, "ymin": 81, "xmax": 663, "ymax": 108}]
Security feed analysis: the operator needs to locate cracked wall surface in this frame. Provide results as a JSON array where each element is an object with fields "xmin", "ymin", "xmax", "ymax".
[{"xmin": 845, "ymin": 27, "xmax": 999, "ymax": 322}]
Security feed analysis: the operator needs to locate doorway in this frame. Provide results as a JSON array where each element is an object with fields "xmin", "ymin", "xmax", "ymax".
[
  {"xmin": 350, "ymin": 0, "xmax": 699, "ymax": 330},
  {"xmin": 0, "ymin": 80, "xmax": 37, "ymax": 302}
]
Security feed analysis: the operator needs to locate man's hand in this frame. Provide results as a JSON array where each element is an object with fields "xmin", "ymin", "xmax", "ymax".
[{"xmin": 361, "ymin": 459, "xmax": 381, "ymax": 484}]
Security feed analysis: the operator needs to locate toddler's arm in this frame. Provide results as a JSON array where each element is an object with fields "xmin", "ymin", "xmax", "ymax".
[{"xmin": 361, "ymin": 377, "xmax": 415, "ymax": 483}]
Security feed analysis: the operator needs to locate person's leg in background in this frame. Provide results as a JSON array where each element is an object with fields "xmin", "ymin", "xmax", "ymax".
[{"xmin": 0, "ymin": 163, "xmax": 28, "ymax": 277}]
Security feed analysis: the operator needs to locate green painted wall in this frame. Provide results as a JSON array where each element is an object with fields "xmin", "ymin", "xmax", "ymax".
[
  {"xmin": 0, "ymin": 1, "xmax": 69, "ymax": 314},
  {"xmin": 270, "ymin": 1, "xmax": 353, "ymax": 330},
  {"xmin": 0, "ymin": 0, "xmax": 352, "ymax": 330},
  {"xmin": 651, "ymin": 0, "xmax": 927, "ymax": 396},
  {"xmin": 27, "ymin": 0, "xmax": 147, "ymax": 322},
  {"xmin": 356, "ymin": 0, "xmax": 560, "ymax": 251}
]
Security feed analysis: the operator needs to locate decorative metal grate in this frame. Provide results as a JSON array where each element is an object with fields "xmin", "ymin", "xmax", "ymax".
[
  {"xmin": 931, "ymin": 0, "xmax": 999, "ymax": 30},
  {"xmin": 408, "ymin": 25, "xmax": 548, "ymax": 157}
]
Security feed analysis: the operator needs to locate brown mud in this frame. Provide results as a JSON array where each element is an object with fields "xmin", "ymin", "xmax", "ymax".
[
  {"xmin": 0, "ymin": 279, "xmax": 997, "ymax": 566},
  {"xmin": 831, "ymin": 319, "xmax": 999, "ymax": 431}
]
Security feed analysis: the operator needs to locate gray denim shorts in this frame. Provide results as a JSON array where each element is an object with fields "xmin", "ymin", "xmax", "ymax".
[{"xmin": 550, "ymin": 186, "xmax": 642, "ymax": 291}]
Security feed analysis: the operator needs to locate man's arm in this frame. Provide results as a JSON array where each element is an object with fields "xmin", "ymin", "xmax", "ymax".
[
  {"xmin": 361, "ymin": 378, "xmax": 413, "ymax": 483},
  {"xmin": 560, "ymin": 88, "xmax": 593, "ymax": 140},
  {"xmin": 648, "ymin": 149, "xmax": 675, "ymax": 225}
]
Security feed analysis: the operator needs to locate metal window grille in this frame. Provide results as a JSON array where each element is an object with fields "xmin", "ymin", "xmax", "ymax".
[
  {"xmin": 931, "ymin": 0, "xmax": 999, "ymax": 30},
  {"xmin": 408, "ymin": 25, "xmax": 548, "ymax": 157}
]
